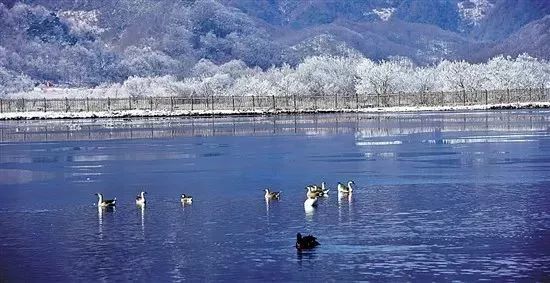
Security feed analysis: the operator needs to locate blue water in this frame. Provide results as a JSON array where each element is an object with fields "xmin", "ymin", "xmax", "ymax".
[{"xmin": 1, "ymin": 110, "xmax": 549, "ymax": 281}]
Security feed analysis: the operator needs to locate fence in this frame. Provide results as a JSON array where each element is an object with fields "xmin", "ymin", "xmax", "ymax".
[{"xmin": 0, "ymin": 88, "xmax": 548, "ymax": 114}]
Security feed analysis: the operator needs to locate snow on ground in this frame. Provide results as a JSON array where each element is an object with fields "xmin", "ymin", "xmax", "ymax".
[
  {"xmin": 370, "ymin": 8, "xmax": 396, "ymax": 22},
  {"xmin": 457, "ymin": 0, "xmax": 493, "ymax": 26},
  {"xmin": 0, "ymin": 102, "xmax": 548, "ymax": 120}
]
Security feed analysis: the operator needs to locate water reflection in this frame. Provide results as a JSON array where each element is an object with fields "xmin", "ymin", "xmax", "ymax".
[
  {"xmin": 181, "ymin": 201, "xmax": 192, "ymax": 211},
  {"xmin": 304, "ymin": 204, "xmax": 315, "ymax": 221},
  {"xmin": 338, "ymin": 191, "xmax": 353, "ymax": 203},
  {"xmin": 0, "ymin": 169, "xmax": 53, "ymax": 185},
  {"xmin": 1, "ymin": 110, "xmax": 547, "ymax": 144},
  {"xmin": 137, "ymin": 203, "xmax": 146, "ymax": 235},
  {"xmin": 265, "ymin": 198, "xmax": 270, "ymax": 217},
  {"xmin": 297, "ymin": 250, "xmax": 318, "ymax": 268},
  {"xmin": 338, "ymin": 192, "xmax": 353, "ymax": 224},
  {"xmin": 97, "ymin": 206, "xmax": 115, "ymax": 239}
]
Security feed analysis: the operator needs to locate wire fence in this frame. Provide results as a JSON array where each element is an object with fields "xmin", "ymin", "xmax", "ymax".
[{"xmin": 0, "ymin": 88, "xmax": 548, "ymax": 114}]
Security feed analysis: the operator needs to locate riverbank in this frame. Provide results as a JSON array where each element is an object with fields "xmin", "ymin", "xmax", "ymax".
[{"xmin": 0, "ymin": 101, "xmax": 548, "ymax": 120}]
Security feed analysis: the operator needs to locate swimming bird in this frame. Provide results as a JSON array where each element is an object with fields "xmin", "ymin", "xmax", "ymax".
[
  {"xmin": 264, "ymin": 188, "xmax": 281, "ymax": 199},
  {"xmin": 136, "ymin": 191, "xmax": 147, "ymax": 205},
  {"xmin": 307, "ymin": 182, "xmax": 329, "ymax": 197},
  {"xmin": 305, "ymin": 186, "xmax": 329, "ymax": 198},
  {"xmin": 337, "ymin": 181, "xmax": 355, "ymax": 194},
  {"xmin": 296, "ymin": 233, "xmax": 319, "ymax": 250},
  {"xmin": 306, "ymin": 186, "xmax": 319, "ymax": 198},
  {"xmin": 304, "ymin": 196, "xmax": 318, "ymax": 207},
  {"xmin": 95, "ymin": 193, "xmax": 116, "ymax": 207},
  {"xmin": 180, "ymin": 194, "xmax": 193, "ymax": 204}
]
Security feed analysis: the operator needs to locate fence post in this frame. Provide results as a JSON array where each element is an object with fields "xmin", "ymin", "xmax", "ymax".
[
  {"xmin": 22, "ymin": 98, "xmax": 25, "ymax": 112},
  {"xmin": 65, "ymin": 97, "xmax": 69, "ymax": 112},
  {"xmin": 462, "ymin": 90, "xmax": 466, "ymax": 106},
  {"xmin": 232, "ymin": 96, "xmax": 235, "ymax": 111},
  {"xmin": 107, "ymin": 97, "xmax": 111, "ymax": 111},
  {"xmin": 150, "ymin": 97, "xmax": 153, "ymax": 111},
  {"xmin": 86, "ymin": 97, "xmax": 90, "ymax": 112},
  {"xmin": 356, "ymin": 93, "xmax": 359, "ymax": 109},
  {"xmin": 170, "ymin": 96, "xmax": 174, "ymax": 111},
  {"xmin": 191, "ymin": 97, "xmax": 194, "ymax": 111},
  {"xmin": 211, "ymin": 95, "xmax": 214, "ymax": 111},
  {"xmin": 293, "ymin": 95, "xmax": 297, "ymax": 111},
  {"xmin": 334, "ymin": 93, "xmax": 338, "ymax": 109},
  {"xmin": 272, "ymin": 95, "xmax": 276, "ymax": 110},
  {"xmin": 398, "ymin": 92, "xmax": 401, "ymax": 107},
  {"xmin": 507, "ymin": 88, "xmax": 510, "ymax": 103},
  {"xmin": 0, "ymin": 99, "xmax": 3, "ymax": 113},
  {"xmin": 528, "ymin": 88, "xmax": 532, "ymax": 101},
  {"xmin": 314, "ymin": 96, "xmax": 317, "ymax": 110},
  {"xmin": 485, "ymin": 89, "xmax": 488, "ymax": 105},
  {"xmin": 44, "ymin": 98, "xmax": 47, "ymax": 112},
  {"xmin": 252, "ymin": 96, "xmax": 255, "ymax": 110},
  {"xmin": 377, "ymin": 94, "xmax": 380, "ymax": 107}
]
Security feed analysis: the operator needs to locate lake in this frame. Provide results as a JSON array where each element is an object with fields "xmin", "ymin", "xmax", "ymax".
[{"xmin": 1, "ymin": 110, "xmax": 549, "ymax": 281}]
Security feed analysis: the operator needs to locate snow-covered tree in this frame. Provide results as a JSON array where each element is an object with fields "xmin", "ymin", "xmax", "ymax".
[{"xmin": 356, "ymin": 57, "xmax": 414, "ymax": 101}]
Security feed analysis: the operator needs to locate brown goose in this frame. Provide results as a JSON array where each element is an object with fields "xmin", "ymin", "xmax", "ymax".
[
  {"xmin": 306, "ymin": 182, "xmax": 329, "ymax": 197},
  {"xmin": 264, "ymin": 188, "xmax": 281, "ymax": 199}
]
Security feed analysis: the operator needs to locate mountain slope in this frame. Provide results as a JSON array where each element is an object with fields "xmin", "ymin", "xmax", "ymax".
[
  {"xmin": 0, "ymin": 0, "xmax": 548, "ymax": 89},
  {"xmin": 486, "ymin": 15, "xmax": 550, "ymax": 59}
]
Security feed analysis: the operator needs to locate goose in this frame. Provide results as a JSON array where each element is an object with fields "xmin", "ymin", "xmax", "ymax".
[
  {"xmin": 180, "ymin": 194, "xmax": 193, "ymax": 204},
  {"xmin": 306, "ymin": 187, "xmax": 318, "ymax": 198},
  {"xmin": 304, "ymin": 196, "xmax": 318, "ymax": 207},
  {"xmin": 307, "ymin": 182, "xmax": 329, "ymax": 197},
  {"xmin": 296, "ymin": 233, "xmax": 319, "ymax": 250},
  {"xmin": 338, "ymin": 181, "xmax": 355, "ymax": 194},
  {"xmin": 136, "ymin": 191, "xmax": 147, "ymax": 205},
  {"xmin": 264, "ymin": 188, "xmax": 281, "ymax": 199},
  {"xmin": 95, "ymin": 193, "xmax": 116, "ymax": 207}
]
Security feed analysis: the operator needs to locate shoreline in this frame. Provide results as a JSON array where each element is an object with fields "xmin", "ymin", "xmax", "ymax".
[{"xmin": 0, "ymin": 102, "xmax": 548, "ymax": 121}]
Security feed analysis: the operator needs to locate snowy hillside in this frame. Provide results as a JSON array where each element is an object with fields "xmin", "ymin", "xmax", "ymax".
[{"xmin": 0, "ymin": 0, "xmax": 548, "ymax": 94}]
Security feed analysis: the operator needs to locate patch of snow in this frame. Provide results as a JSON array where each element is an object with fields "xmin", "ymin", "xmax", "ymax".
[
  {"xmin": 371, "ymin": 8, "xmax": 395, "ymax": 22},
  {"xmin": 59, "ymin": 10, "xmax": 105, "ymax": 36},
  {"xmin": 289, "ymin": 34, "xmax": 359, "ymax": 57},
  {"xmin": 428, "ymin": 40, "xmax": 452, "ymax": 55},
  {"xmin": 457, "ymin": 0, "xmax": 493, "ymax": 26},
  {"xmin": 1, "ymin": 102, "xmax": 548, "ymax": 121}
]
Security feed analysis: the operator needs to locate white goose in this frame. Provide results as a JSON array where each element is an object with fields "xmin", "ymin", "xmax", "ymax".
[
  {"xmin": 95, "ymin": 193, "xmax": 116, "ymax": 207},
  {"xmin": 136, "ymin": 191, "xmax": 147, "ymax": 205},
  {"xmin": 338, "ymin": 181, "xmax": 355, "ymax": 194},
  {"xmin": 304, "ymin": 196, "xmax": 318, "ymax": 207}
]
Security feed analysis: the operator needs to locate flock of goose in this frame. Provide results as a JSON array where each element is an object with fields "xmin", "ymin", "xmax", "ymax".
[
  {"xmin": 264, "ymin": 181, "xmax": 355, "ymax": 209},
  {"xmin": 94, "ymin": 180, "xmax": 355, "ymax": 250},
  {"xmin": 95, "ymin": 192, "xmax": 193, "ymax": 207}
]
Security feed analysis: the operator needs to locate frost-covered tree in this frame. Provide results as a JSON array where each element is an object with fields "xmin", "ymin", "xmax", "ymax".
[
  {"xmin": 436, "ymin": 60, "xmax": 488, "ymax": 92},
  {"xmin": 356, "ymin": 58, "xmax": 414, "ymax": 101},
  {"xmin": 0, "ymin": 66, "xmax": 34, "ymax": 96},
  {"xmin": 292, "ymin": 56, "xmax": 360, "ymax": 96}
]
